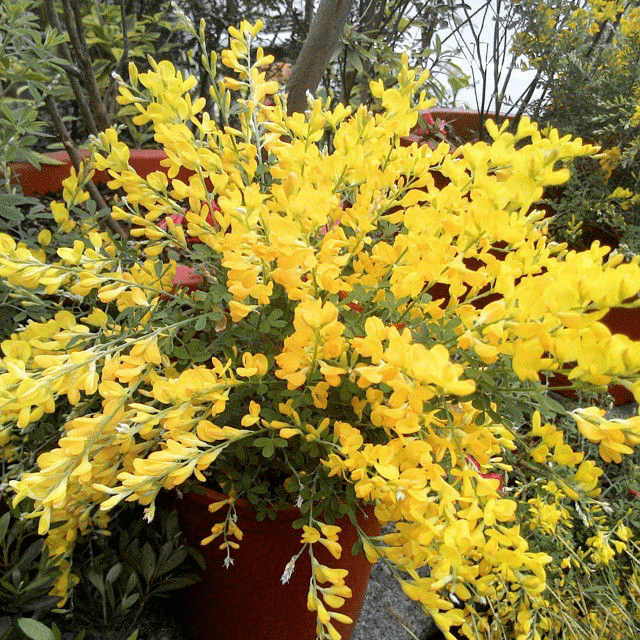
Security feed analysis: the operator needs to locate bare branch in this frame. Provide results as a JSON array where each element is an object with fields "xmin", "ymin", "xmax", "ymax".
[
  {"xmin": 61, "ymin": 0, "xmax": 110, "ymax": 131},
  {"xmin": 41, "ymin": 0, "xmax": 98, "ymax": 135}
]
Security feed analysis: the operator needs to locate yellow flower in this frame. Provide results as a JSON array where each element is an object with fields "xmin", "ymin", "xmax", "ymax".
[
  {"xmin": 275, "ymin": 298, "xmax": 345, "ymax": 390},
  {"xmin": 573, "ymin": 459, "xmax": 604, "ymax": 494},
  {"xmin": 586, "ymin": 531, "xmax": 616, "ymax": 565},
  {"xmin": 6, "ymin": 17, "xmax": 640, "ymax": 621},
  {"xmin": 240, "ymin": 401, "xmax": 261, "ymax": 427},
  {"xmin": 38, "ymin": 229, "xmax": 52, "ymax": 247},
  {"xmin": 236, "ymin": 352, "xmax": 268, "ymax": 377},
  {"xmin": 301, "ymin": 525, "xmax": 321, "ymax": 544},
  {"xmin": 572, "ymin": 407, "xmax": 638, "ymax": 463},
  {"xmin": 527, "ymin": 497, "xmax": 567, "ymax": 534}
]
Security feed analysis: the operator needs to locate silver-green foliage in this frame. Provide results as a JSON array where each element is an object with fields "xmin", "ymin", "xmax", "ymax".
[
  {"xmin": 0, "ymin": 0, "xmax": 67, "ymax": 227},
  {"xmin": 0, "ymin": 0, "xmax": 67, "ymax": 167}
]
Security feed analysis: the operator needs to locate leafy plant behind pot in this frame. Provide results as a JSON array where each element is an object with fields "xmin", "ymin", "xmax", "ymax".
[
  {"xmin": 0, "ymin": 511, "xmax": 62, "ymax": 640},
  {"xmin": 67, "ymin": 504, "xmax": 202, "ymax": 640}
]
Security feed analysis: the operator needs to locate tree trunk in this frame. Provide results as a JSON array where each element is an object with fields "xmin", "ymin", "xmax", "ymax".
[{"xmin": 286, "ymin": 0, "xmax": 355, "ymax": 115}]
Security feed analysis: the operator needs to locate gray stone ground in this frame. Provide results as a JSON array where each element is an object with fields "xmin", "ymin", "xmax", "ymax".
[
  {"xmin": 606, "ymin": 400, "xmax": 637, "ymax": 419},
  {"xmin": 351, "ymin": 560, "xmax": 439, "ymax": 640},
  {"xmin": 137, "ymin": 401, "xmax": 637, "ymax": 640}
]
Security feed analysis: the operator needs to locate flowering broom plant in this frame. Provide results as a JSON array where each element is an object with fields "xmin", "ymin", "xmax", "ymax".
[{"xmin": 2, "ymin": 19, "xmax": 640, "ymax": 640}]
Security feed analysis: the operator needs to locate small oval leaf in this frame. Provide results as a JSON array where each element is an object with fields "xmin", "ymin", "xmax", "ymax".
[{"xmin": 17, "ymin": 618, "xmax": 55, "ymax": 640}]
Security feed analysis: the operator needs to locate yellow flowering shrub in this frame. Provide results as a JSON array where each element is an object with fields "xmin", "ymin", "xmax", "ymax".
[{"xmin": 2, "ymin": 19, "xmax": 640, "ymax": 640}]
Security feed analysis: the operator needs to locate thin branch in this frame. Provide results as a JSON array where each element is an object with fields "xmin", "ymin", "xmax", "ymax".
[
  {"xmin": 493, "ymin": 0, "xmax": 502, "ymax": 114},
  {"xmin": 69, "ymin": 0, "xmax": 110, "ymax": 130},
  {"xmin": 512, "ymin": 67, "xmax": 544, "ymax": 122},
  {"xmin": 118, "ymin": 0, "xmax": 130, "ymax": 75},
  {"xmin": 41, "ymin": 0, "xmax": 98, "ymax": 135},
  {"xmin": 61, "ymin": 63, "xmax": 83, "ymax": 80},
  {"xmin": 45, "ymin": 95, "xmax": 128, "ymax": 239},
  {"xmin": 92, "ymin": 0, "xmax": 107, "ymax": 27},
  {"xmin": 61, "ymin": 0, "xmax": 110, "ymax": 131}
]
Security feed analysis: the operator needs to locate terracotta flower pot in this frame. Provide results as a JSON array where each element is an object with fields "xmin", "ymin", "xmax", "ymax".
[
  {"xmin": 602, "ymin": 305, "xmax": 640, "ymax": 342},
  {"xmin": 9, "ymin": 149, "xmax": 179, "ymax": 196},
  {"xmin": 176, "ymin": 486, "xmax": 381, "ymax": 640},
  {"xmin": 402, "ymin": 107, "xmax": 513, "ymax": 148},
  {"xmin": 425, "ymin": 107, "xmax": 513, "ymax": 142},
  {"xmin": 594, "ymin": 306, "xmax": 640, "ymax": 403}
]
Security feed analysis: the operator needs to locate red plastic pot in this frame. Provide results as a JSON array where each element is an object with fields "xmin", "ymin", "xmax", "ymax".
[
  {"xmin": 424, "ymin": 108, "xmax": 512, "ymax": 142},
  {"xmin": 9, "ymin": 149, "xmax": 180, "ymax": 196},
  {"xmin": 176, "ymin": 486, "xmax": 381, "ymax": 640},
  {"xmin": 602, "ymin": 305, "xmax": 640, "ymax": 342},
  {"xmin": 603, "ymin": 305, "xmax": 640, "ymax": 403},
  {"xmin": 402, "ymin": 108, "xmax": 513, "ymax": 149}
]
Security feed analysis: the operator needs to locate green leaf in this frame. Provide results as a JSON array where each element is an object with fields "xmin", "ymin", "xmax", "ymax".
[
  {"xmin": 155, "ymin": 547, "xmax": 188, "ymax": 576},
  {"xmin": 125, "ymin": 572, "xmax": 139, "ymax": 594},
  {"xmin": 540, "ymin": 394, "xmax": 568, "ymax": 415},
  {"xmin": 0, "ymin": 203, "xmax": 24, "ymax": 222},
  {"xmin": 346, "ymin": 49, "xmax": 364, "ymax": 74},
  {"xmin": 0, "ymin": 513, "xmax": 10, "ymax": 544},
  {"xmin": 105, "ymin": 563, "xmax": 123, "ymax": 585},
  {"xmin": 87, "ymin": 570, "xmax": 105, "ymax": 595},
  {"xmin": 140, "ymin": 543, "xmax": 156, "ymax": 584},
  {"xmin": 22, "ymin": 151, "xmax": 65, "ymax": 167},
  {"xmin": 16, "ymin": 540, "xmax": 44, "ymax": 571},
  {"xmin": 150, "ymin": 574, "xmax": 200, "ymax": 593},
  {"xmin": 17, "ymin": 619, "xmax": 55, "ymax": 640},
  {"xmin": 120, "ymin": 593, "xmax": 140, "ymax": 610},
  {"xmin": 194, "ymin": 315, "xmax": 207, "ymax": 332}
]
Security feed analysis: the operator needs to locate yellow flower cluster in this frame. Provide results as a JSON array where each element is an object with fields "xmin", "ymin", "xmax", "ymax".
[
  {"xmin": 572, "ymin": 406, "xmax": 640, "ymax": 463},
  {"xmin": 2, "ymin": 20, "xmax": 640, "ymax": 640}
]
